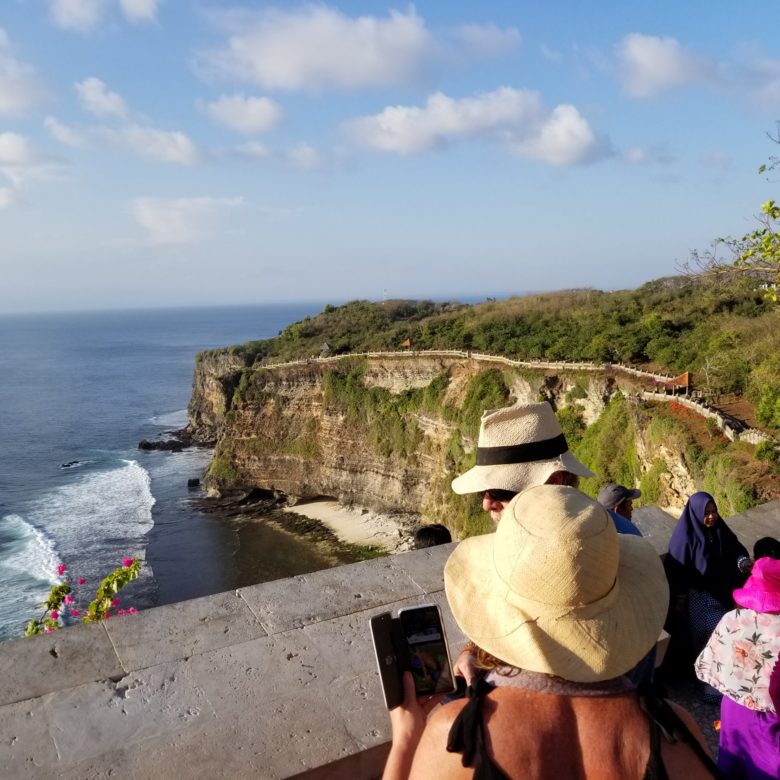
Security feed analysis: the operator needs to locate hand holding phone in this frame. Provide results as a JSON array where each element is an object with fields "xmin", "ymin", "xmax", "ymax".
[{"xmin": 370, "ymin": 604, "xmax": 456, "ymax": 709}]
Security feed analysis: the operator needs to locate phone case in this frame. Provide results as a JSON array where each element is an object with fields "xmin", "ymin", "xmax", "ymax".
[{"xmin": 369, "ymin": 612, "xmax": 405, "ymax": 710}]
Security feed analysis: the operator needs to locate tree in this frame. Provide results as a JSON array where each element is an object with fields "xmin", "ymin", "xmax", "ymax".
[{"xmin": 687, "ymin": 124, "xmax": 780, "ymax": 299}]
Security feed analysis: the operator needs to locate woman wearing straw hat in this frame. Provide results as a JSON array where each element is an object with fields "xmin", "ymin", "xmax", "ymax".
[
  {"xmin": 695, "ymin": 556, "xmax": 780, "ymax": 779},
  {"xmin": 382, "ymin": 486, "xmax": 716, "ymax": 780}
]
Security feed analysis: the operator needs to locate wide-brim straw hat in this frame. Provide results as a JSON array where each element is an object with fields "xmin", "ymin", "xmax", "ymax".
[
  {"xmin": 733, "ymin": 557, "xmax": 780, "ymax": 613},
  {"xmin": 444, "ymin": 485, "xmax": 668, "ymax": 683},
  {"xmin": 451, "ymin": 402, "xmax": 593, "ymax": 495}
]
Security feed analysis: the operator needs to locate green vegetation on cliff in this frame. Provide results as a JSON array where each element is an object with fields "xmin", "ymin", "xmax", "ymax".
[
  {"xmin": 205, "ymin": 277, "xmax": 780, "ymax": 434},
  {"xmin": 570, "ymin": 393, "xmax": 777, "ymax": 515}
]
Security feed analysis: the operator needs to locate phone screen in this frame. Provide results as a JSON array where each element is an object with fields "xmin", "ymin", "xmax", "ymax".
[{"xmin": 399, "ymin": 605, "xmax": 455, "ymax": 696}]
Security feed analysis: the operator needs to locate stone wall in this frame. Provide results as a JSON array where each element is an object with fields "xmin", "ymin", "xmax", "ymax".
[
  {"xmin": 3, "ymin": 499, "xmax": 776, "ymax": 779},
  {"xmin": 0, "ymin": 544, "xmax": 463, "ymax": 780}
]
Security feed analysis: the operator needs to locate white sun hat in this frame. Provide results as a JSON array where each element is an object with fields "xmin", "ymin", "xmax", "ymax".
[
  {"xmin": 444, "ymin": 485, "xmax": 669, "ymax": 683},
  {"xmin": 451, "ymin": 402, "xmax": 593, "ymax": 495}
]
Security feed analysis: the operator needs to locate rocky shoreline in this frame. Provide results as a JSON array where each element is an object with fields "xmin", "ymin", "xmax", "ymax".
[{"xmin": 195, "ymin": 488, "xmax": 418, "ymax": 555}]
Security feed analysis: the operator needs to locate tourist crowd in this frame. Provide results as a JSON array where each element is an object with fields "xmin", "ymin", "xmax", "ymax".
[{"xmin": 383, "ymin": 401, "xmax": 779, "ymax": 779}]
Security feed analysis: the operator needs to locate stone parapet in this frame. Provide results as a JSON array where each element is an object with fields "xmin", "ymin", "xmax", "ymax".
[
  {"xmin": 0, "ymin": 544, "xmax": 462, "ymax": 780},
  {"xmin": 2, "ymin": 498, "xmax": 777, "ymax": 778}
]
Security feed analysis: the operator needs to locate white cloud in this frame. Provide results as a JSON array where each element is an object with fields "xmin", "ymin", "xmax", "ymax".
[
  {"xmin": 76, "ymin": 77, "xmax": 128, "ymax": 118},
  {"xmin": 237, "ymin": 141, "xmax": 271, "ymax": 159},
  {"xmin": 45, "ymin": 112, "xmax": 197, "ymax": 164},
  {"xmin": 49, "ymin": 0, "xmax": 106, "ymax": 32},
  {"xmin": 132, "ymin": 196, "xmax": 244, "ymax": 245},
  {"xmin": 0, "ymin": 132, "xmax": 38, "ymax": 186},
  {"xmin": 119, "ymin": 0, "xmax": 161, "ymax": 23},
  {"xmin": 507, "ymin": 105, "xmax": 602, "ymax": 166},
  {"xmin": 288, "ymin": 142, "xmax": 322, "ymax": 169},
  {"xmin": 346, "ymin": 88, "xmax": 540, "ymax": 155},
  {"xmin": 624, "ymin": 147, "xmax": 646, "ymax": 164},
  {"xmin": 540, "ymin": 44, "xmax": 562, "ymax": 64},
  {"xmin": 451, "ymin": 23, "xmax": 519, "ymax": 58},
  {"xmin": 623, "ymin": 144, "xmax": 675, "ymax": 166},
  {"xmin": 44, "ymin": 116, "xmax": 86, "ymax": 147},
  {"xmin": 0, "ymin": 132, "xmax": 59, "ymax": 189},
  {"xmin": 0, "ymin": 28, "xmax": 49, "ymax": 117},
  {"xmin": 616, "ymin": 33, "xmax": 711, "ymax": 98},
  {"xmin": 205, "ymin": 94, "xmax": 283, "ymax": 135},
  {"xmin": 116, "ymin": 125, "xmax": 198, "ymax": 164},
  {"xmin": 742, "ymin": 56, "xmax": 780, "ymax": 110},
  {"xmin": 0, "ymin": 187, "xmax": 16, "ymax": 209},
  {"xmin": 344, "ymin": 87, "xmax": 604, "ymax": 165},
  {"xmin": 201, "ymin": 6, "xmax": 430, "ymax": 90}
]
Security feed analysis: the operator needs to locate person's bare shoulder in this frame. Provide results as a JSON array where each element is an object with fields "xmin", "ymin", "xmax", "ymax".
[
  {"xmin": 660, "ymin": 700, "xmax": 715, "ymax": 779},
  {"xmin": 408, "ymin": 700, "xmax": 472, "ymax": 780}
]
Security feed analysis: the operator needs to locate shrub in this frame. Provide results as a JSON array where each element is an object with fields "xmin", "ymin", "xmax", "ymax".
[
  {"xmin": 574, "ymin": 394, "xmax": 640, "ymax": 497},
  {"xmin": 755, "ymin": 440, "xmax": 780, "ymax": 463},
  {"xmin": 640, "ymin": 459, "xmax": 668, "ymax": 504}
]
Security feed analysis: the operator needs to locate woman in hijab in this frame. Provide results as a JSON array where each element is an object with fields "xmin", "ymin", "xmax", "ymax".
[
  {"xmin": 382, "ymin": 486, "xmax": 716, "ymax": 780},
  {"xmin": 695, "ymin": 556, "xmax": 780, "ymax": 779},
  {"xmin": 663, "ymin": 492, "xmax": 749, "ymax": 678}
]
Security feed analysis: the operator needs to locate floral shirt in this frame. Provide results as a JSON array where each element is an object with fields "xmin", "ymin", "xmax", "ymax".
[{"xmin": 695, "ymin": 608, "xmax": 780, "ymax": 713}]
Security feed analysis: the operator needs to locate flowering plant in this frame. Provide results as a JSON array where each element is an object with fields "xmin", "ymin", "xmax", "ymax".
[{"xmin": 24, "ymin": 557, "xmax": 141, "ymax": 636}]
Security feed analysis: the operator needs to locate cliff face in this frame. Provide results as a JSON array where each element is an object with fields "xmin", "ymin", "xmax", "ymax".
[
  {"xmin": 188, "ymin": 352, "xmax": 249, "ymax": 443},
  {"xmin": 193, "ymin": 356, "xmax": 467, "ymax": 514},
  {"xmin": 188, "ymin": 354, "xmax": 697, "ymax": 522}
]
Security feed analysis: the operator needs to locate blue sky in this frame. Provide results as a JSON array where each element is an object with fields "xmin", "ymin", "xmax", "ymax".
[{"xmin": 1, "ymin": 1, "xmax": 779, "ymax": 312}]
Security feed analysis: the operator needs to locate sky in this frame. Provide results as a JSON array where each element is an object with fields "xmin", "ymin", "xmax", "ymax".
[{"xmin": 1, "ymin": 1, "xmax": 779, "ymax": 313}]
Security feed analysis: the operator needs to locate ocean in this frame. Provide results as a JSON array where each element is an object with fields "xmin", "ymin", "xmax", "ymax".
[{"xmin": 0, "ymin": 303, "xmax": 323, "ymax": 642}]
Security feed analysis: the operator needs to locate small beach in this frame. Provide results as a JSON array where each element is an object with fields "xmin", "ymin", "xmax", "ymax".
[
  {"xmin": 146, "ymin": 487, "xmax": 420, "ymax": 606},
  {"xmin": 283, "ymin": 499, "xmax": 418, "ymax": 551}
]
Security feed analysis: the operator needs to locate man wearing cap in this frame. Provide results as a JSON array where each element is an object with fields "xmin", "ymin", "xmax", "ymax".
[
  {"xmin": 598, "ymin": 483, "xmax": 643, "ymax": 537},
  {"xmin": 452, "ymin": 402, "xmax": 639, "ymax": 535}
]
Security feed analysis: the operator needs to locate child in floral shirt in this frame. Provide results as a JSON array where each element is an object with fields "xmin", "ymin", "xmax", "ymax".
[{"xmin": 695, "ymin": 556, "xmax": 780, "ymax": 779}]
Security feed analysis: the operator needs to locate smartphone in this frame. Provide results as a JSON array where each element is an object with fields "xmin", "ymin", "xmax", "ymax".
[
  {"xmin": 398, "ymin": 604, "xmax": 456, "ymax": 697},
  {"xmin": 369, "ymin": 611, "xmax": 404, "ymax": 710}
]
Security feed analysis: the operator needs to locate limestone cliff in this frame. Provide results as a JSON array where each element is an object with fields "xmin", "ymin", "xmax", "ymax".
[{"xmin": 188, "ymin": 353, "xmax": 702, "ymax": 530}]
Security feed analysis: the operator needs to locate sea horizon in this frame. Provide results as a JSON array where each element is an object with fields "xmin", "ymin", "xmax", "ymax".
[
  {"xmin": 0, "ymin": 302, "xmax": 330, "ymax": 641},
  {"xmin": 0, "ymin": 290, "xmax": 535, "ymax": 318}
]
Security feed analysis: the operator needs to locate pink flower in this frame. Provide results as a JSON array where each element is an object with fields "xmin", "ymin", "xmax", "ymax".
[
  {"xmin": 111, "ymin": 598, "xmax": 120, "ymax": 607},
  {"xmin": 116, "ymin": 609, "xmax": 126, "ymax": 616},
  {"xmin": 50, "ymin": 610, "xmax": 59, "ymax": 620},
  {"xmin": 123, "ymin": 558, "xmax": 134, "ymax": 568},
  {"xmin": 71, "ymin": 609, "xmax": 80, "ymax": 617},
  {"xmin": 63, "ymin": 595, "xmax": 74, "ymax": 605},
  {"xmin": 57, "ymin": 564, "xmax": 67, "ymax": 576},
  {"xmin": 127, "ymin": 607, "xmax": 137, "ymax": 614},
  {"xmin": 44, "ymin": 626, "xmax": 54, "ymax": 634},
  {"xmin": 77, "ymin": 578, "xmax": 86, "ymax": 585}
]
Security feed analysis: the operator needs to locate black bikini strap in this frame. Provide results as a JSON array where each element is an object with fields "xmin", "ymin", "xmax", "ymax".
[{"xmin": 446, "ymin": 678, "xmax": 508, "ymax": 780}]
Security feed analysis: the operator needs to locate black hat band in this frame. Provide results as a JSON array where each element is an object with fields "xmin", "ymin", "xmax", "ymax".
[{"xmin": 476, "ymin": 433, "xmax": 569, "ymax": 466}]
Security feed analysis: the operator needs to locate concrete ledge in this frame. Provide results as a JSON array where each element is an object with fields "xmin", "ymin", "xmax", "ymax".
[
  {"xmin": 2, "ymin": 499, "xmax": 776, "ymax": 779},
  {"xmin": 0, "ymin": 544, "xmax": 460, "ymax": 780}
]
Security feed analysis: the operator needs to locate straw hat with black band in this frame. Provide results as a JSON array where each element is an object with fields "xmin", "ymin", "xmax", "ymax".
[
  {"xmin": 451, "ymin": 402, "xmax": 593, "ymax": 495},
  {"xmin": 444, "ymin": 484, "xmax": 669, "ymax": 683}
]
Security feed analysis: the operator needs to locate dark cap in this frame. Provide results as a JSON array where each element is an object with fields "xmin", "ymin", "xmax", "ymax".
[{"xmin": 597, "ymin": 483, "xmax": 641, "ymax": 509}]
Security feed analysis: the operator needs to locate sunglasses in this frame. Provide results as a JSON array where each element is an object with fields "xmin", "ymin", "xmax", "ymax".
[{"xmin": 483, "ymin": 489, "xmax": 518, "ymax": 503}]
